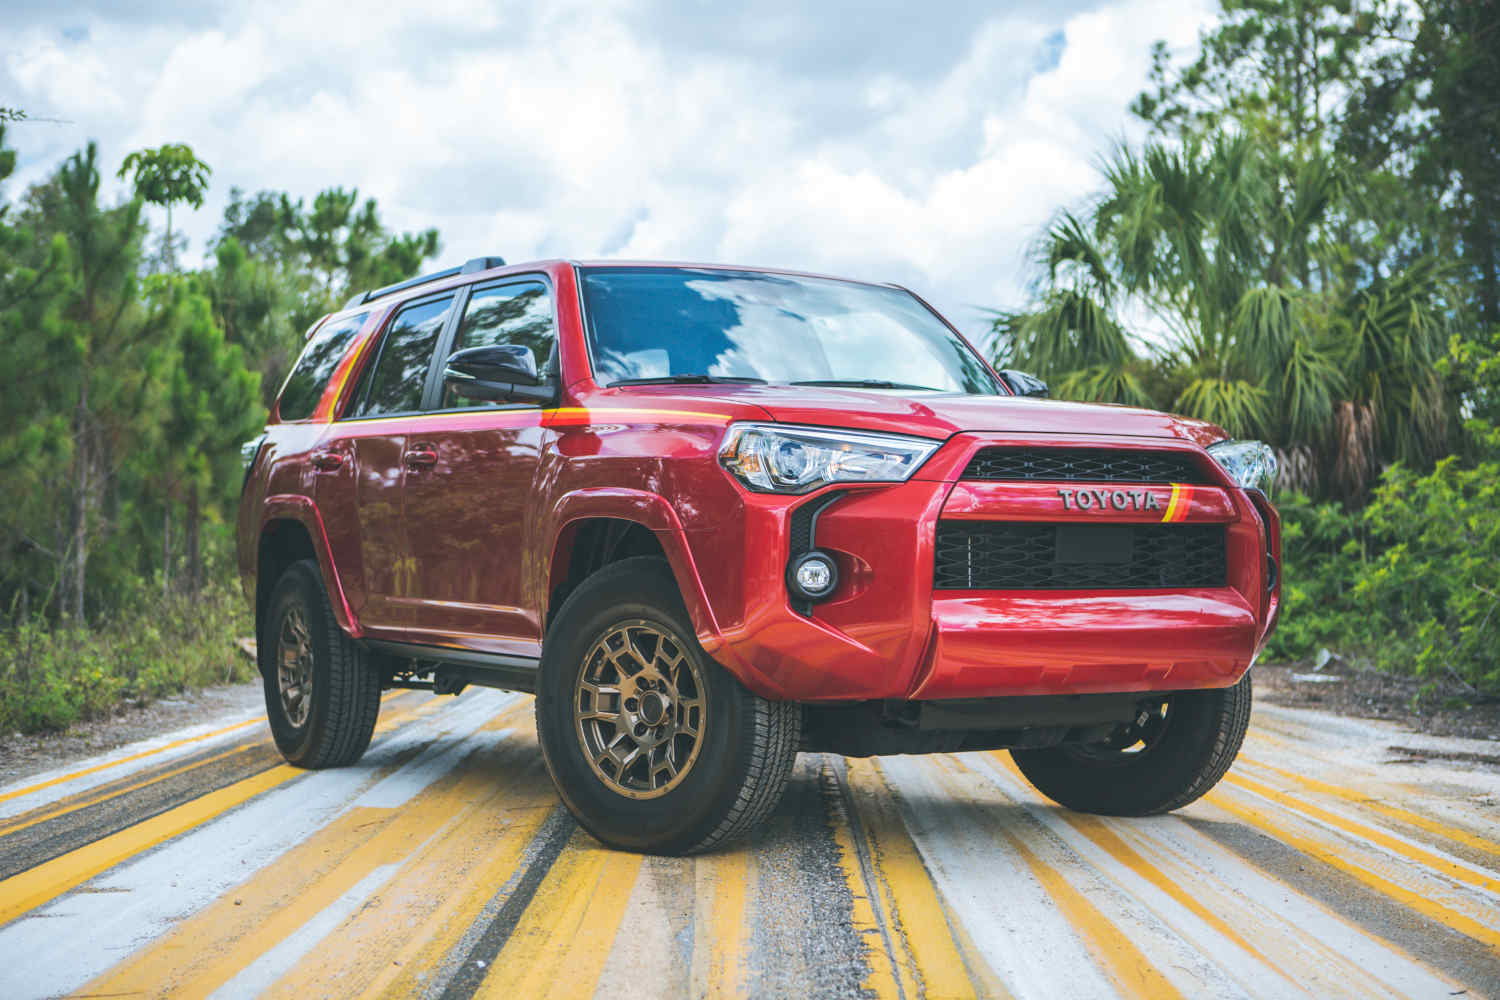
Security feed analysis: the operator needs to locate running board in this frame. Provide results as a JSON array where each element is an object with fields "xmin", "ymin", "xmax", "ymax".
[{"xmin": 362, "ymin": 639, "xmax": 540, "ymax": 694}]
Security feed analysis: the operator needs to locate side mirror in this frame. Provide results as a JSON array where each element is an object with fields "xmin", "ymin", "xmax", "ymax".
[
  {"xmin": 999, "ymin": 369, "xmax": 1049, "ymax": 398},
  {"xmin": 444, "ymin": 344, "xmax": 554, "ymax": 405}
]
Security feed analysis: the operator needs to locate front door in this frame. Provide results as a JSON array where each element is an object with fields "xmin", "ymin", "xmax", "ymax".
[
  {"xmin": 398, "ymin": 278, "xmax": 557, "ymax": 653},
  {"xmin": 330, "ymin": 292, "xmax": 456, "ymax": 630}
]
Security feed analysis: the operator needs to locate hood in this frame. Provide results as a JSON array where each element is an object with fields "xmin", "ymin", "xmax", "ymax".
[{"xmin": 703, "ymin": 385, "xmax": 1227, "ymax": 446}]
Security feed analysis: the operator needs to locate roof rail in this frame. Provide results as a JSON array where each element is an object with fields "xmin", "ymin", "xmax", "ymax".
[{"xmin": 342, "ymin": 256, "xmax": 507, "ymax": 310}]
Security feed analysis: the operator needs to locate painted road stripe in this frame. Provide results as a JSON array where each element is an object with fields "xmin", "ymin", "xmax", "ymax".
[
  {"xmin": 0, "ymin": 690, "xmax": 407, "ymax": 824},
  {"xmin": 877, "ymin": 754, "xmax": 1123, "ymax": 998},
  {"xmin": 0, "ymin": 764, "xmax": 301, "ymax": 928},
  {"xmin": 980, "ymin": 749, "xmax": 1475, "ymax": 996},
  {"xmin": 695, "ymin": 842, "xmax": 753, "ymax": 1000},
  {"xmin": 210, "ymin": 860, "xmax": 408, "ymax": 1000},
  {"xmin": 471, "ymin": 829, "xmax": 645, "ymax": 1000},
  {"xmin": 0, "ymin": 691, "xmax": 515, "ymax": 1000},
  {"xmin": 1237, "ymin": 754, "xmax": 1500, "ymax": 863},
  {"xmin": 846, "ymin": 757, "xmax": 1007, "ymax": 999},
  {"xmin": 0, "ymin": 716, "xmax": 262, "ymax": 810},
  {"xmin": 1208, "ymin": 790, "xmax": 1500, "ymax": 951},
  {"xmin": 75, "ymin": 697, "xmax": 524, "ymax": 998},
  {"xmin": 822, "ymin": 760, "xmax": 916, "ymax": 1000},
  {"xmin": 1224, "ymin": 771, "xmax": 1500, "ymax": 894},
  {"xmin": 436, "ymin": 810, "xmax": 576, "ymax": 1000}
]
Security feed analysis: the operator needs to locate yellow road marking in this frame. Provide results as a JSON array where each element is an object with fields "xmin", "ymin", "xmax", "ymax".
[
  {"xmin": 0, "ymin": 765, "xmax": 299, "ymax": 928},
  {"xmin": 0, "ymin": 690, "xmax": 408, "ymax": 834},
  {"xmin": 1001, "ymin": 826, "xmax": 1185, "ymax": 1000},
  {"xmin": 694, "ymin": 843, "xmax": 753, "ymax": 999},
  {"xmin": 1064, "ymin": 812, "xmax": 1283, "ymax": 968},
  {"xmin": 0, "ymin": 743, "xmax": 254, "ymax": 839},
  {"xmin": 473, "ymin": 831, "xmax": 645, "ymax": 1000},
  {"xmin": 83, "ymin": 712, "xmax": 531, "ymax": 998},
  {"xmin": 853, "ymin": 758, "xmax": 1007, "ymax": 1000},
  {"xmin": 350, "ymin": 802, "xmax": 555, "ymax": 1000},
  {"xmin": 0, "ymin": 692, "xmax": 431, "ymax": 929},
  {"xmin": 1237, "ymin": 755, "xmax": 1500, "ymax": 863},
  {"xmin": 824, "ymin": 762, "xmax": 914, "ymax": 1000},
  {"xmin": 1224, "ymin": 772, "xmax": 1500, "ymax": 895},
  {"xmin": 0, "ymin": 716, "xmax": 262, "ymax": 806},
  {"xmin": 1208, "ymin": 791, "xmax": 1500, "ymax": 951}
]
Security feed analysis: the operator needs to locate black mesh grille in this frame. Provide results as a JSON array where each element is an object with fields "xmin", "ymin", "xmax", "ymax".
[
  {"xmin": 933, "ymin": 522, "xmax": 1227, "ymax": 590},
  {"xmin": 962, "ymin": 448, "xmax": 1207, "ymax": 484}
]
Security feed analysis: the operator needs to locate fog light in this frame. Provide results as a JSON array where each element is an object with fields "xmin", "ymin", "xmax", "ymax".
[{"xmin": 788, "ymin": 550, "xmax": 839, "ymax": 602}]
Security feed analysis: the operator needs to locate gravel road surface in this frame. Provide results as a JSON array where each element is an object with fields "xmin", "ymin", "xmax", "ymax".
[{"xmin": 0, "ymin": 686, "xmax": 1496, "ymax": 998}]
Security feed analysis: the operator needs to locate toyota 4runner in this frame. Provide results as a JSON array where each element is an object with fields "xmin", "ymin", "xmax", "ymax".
[{"xmin": 238, "ymin": 258, "xmax": 1280, "ymax": 854}]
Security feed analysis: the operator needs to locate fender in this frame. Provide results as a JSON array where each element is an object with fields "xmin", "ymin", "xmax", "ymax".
[
  {"xmin": 260, "ymin": 494, "xmax": 364, "ymax": 638},
  {"xmin": 545, "ymin": 487, "xmax": 723, "ymax": 649}
]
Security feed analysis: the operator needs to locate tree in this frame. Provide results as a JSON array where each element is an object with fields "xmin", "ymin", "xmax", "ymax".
[
  {"xmin": 8, "ymin": 143, "xmax": 159, "ymax": 618},
  {"xmin": 116, "ymin": 144, "xmax": 211, "ymax": 273},
  {"xmin": 146, "ymin": 278, "xmax": 263, "ymax": 595}
]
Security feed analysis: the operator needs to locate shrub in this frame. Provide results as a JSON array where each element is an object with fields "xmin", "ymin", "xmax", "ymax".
[
  {"xmin": 1265, "ymin": 420, "xmax": 1500, "ymax": 694},
  {"xmin": 0, "ymin": 580, "xmax": 255, "ymax": 734}
]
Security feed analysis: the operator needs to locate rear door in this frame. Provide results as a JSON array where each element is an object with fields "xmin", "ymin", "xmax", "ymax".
[
  {"xmin": 397, "ymin": 278, "xmax": 557, "ymax": 653},
  {"xmin": 317, "ymin": 292, "xmax": 457, "ymax": 631}
]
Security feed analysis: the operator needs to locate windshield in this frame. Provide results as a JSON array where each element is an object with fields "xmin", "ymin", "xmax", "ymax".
[{"xmin": 578, "ymin": 267, "xmax": 1001, "ymax": 394}]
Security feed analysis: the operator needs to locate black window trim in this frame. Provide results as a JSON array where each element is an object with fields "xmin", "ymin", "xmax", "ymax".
[
  {"xmin": 339, "ymin": 289, "xmax": 461, "ymax": 423},
  {"xmin": 425, "ymin": 272, "xmax": 560, "ymax": 415}
]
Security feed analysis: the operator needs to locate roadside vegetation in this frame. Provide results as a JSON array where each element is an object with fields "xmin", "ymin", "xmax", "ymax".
[{"xmin": 997, "ymin": 1, "xmax": 1500, "ymax": 696}]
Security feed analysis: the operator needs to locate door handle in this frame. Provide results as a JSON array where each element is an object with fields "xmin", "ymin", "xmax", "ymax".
[
  {"xmin": 310, "ymin": 451, "xmax": 344, "ymax": 471},
  {"xmin": 404, "ymin": 448, "xmax": 438, "ymax": 469}
]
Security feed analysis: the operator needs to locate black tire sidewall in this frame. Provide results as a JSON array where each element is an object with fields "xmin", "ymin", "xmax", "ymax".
[
  {"xmin": 536, "ymin": 559, "xmax": 756, "ymax": 854},
  {"xmin": 261, "ymin": 562, "xmax": 336, "ymax": 765},
  {"xmin": 1012, "ymin": 676, "xmax": 1251, "ymax": 816}
]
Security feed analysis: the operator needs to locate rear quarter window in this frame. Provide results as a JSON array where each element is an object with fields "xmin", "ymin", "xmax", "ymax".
[{"xmin": 277, "ymin": 312, "xmax": 370, "ymax": 421}]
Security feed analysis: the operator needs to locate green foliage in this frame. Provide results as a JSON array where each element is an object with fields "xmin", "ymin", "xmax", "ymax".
[
  {"xmin": 0, "ymin": 580, "xmax": 255, "ymax": 733},
  {"xmin": 117, "ymin": 144, "xmax": 211, "ymax": 214}
]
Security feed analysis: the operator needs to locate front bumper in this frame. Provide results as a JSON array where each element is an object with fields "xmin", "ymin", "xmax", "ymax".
[{"xmin": 692, "ymin": 433, "xmax": 1280, "ymax": 703}]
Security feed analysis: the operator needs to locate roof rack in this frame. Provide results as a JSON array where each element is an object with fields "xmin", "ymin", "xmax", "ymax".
[{"xmin": 342, "ymin": 256, "xmax": 507, "ymax": 310}]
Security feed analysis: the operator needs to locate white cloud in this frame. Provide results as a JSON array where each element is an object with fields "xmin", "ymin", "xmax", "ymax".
[{"xmin": 1, "ymin": 0, "xmax": 1215, "ymax": 340}]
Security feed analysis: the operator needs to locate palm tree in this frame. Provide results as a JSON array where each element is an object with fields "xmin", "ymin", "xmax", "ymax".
[{"xmin": 996, "ymin": 136, "xmax": 1456, "ymax": 499}]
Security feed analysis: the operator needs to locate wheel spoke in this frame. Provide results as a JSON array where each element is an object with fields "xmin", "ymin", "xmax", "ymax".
[{"xmin": 572, "ymin": 618, "xmax": 709, "ymax": 799}]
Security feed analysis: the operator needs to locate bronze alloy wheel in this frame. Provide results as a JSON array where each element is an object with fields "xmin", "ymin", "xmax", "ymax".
[
  {"xmin": 276, "ymin": 604, "xmax": 314, "ymax": 728},
  {"xmin": 574, "ymin": 619, "xmax": 707, "ymax": 799}
]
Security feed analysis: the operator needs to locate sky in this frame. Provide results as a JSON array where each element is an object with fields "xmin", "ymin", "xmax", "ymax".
[{"xmin": 1, "ymin": 0, "xmax": 1214, "ymax": 341}]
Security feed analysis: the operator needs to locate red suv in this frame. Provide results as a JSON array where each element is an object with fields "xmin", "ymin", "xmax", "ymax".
[{"xmin": 238, "ymin": 258, "xmax": 1280, "ymax": 854}]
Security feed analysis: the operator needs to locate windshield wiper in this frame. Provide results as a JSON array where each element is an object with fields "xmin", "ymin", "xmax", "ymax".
[
  {"xmin": 790, "ymin": 379, "xmax": 942, "ymax": 391},
  {"xmin": 609, "ymin": 374, "xmax": 768, "ymax": 386}
]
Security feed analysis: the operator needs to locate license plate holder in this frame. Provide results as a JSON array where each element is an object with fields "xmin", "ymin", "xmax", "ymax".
[{"xmin": 1055, "ymin": 524, "xmax": 1133, "ymax": 564}]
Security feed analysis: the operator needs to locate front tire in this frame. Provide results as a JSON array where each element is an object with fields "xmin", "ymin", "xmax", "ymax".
[
  {"xmin": 1011, "ymin": 674, "xmax": 1252, "ymax": 815},
  {"xmin": 260, "ymin": 559, "xmax": 381, "ymax": 768},
  {"xmin": 536, "ymin": 557, "xmax": 799, "ymax": 855}
]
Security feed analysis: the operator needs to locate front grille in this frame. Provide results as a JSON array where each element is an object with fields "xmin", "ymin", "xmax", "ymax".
[
  {"xmin": 933, "ymin": 522, "xmax": 1227, "ymax": 590},
  {"xmin": 962, "ymin": 448, "xmax": 1207, "ymax": 484}
]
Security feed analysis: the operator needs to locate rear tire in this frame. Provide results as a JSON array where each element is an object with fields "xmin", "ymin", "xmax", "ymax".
[
  {"xmin": 1011, "ymin": 674, "xmax": 1251, "ymax": 815},
  {"xmin": 536, "ymin": 557, "xmax": 799, "ymax": 855},
  {"xmin": 260, "ymin": 559, "xmax": 381, "ymax": 768}
]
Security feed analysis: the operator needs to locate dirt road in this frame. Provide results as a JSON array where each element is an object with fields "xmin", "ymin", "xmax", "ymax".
[{"xmin": 0, "ymin": 687, "xmax": 1495, "ymax": 998}]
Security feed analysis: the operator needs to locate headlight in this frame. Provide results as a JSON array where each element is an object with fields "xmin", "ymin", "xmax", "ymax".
[
  {"xmin": 1207, "ymin": 439, "xmax": 1277, "ymax": 495},
  {"xmin": 719, "ymin": 422, "xmax": 940, "ymax": 493}
]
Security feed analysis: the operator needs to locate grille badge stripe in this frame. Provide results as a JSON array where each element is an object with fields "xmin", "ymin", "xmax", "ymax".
[{"xmin": 1162, "ymin": 483, "xmax": 1194, "ymax": 522}]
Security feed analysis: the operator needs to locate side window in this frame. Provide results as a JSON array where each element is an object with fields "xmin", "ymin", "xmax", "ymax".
[
  {"xmin": 440, "ymin": 281, "xmax": 556, "ymax": 409},
  {"xmin": 353, "ymin": 296, "xmax": 454, "ymax": 418},
  {"xmin": 277, "ymin": 312, "xmax": 369, "ymax": 421}
]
